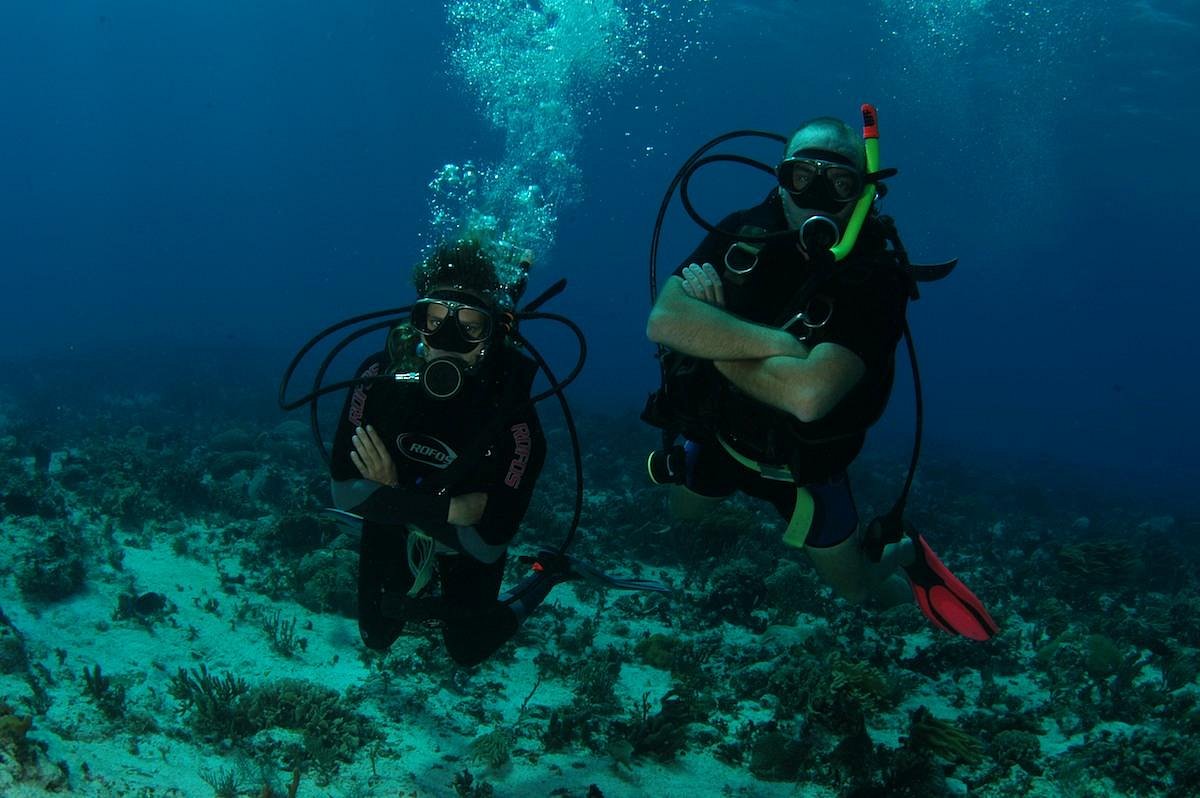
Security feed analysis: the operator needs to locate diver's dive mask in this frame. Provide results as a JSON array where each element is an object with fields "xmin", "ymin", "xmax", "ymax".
[
  {"xmin": 410, "ymin": 291, "xmax": 495, "ymax": 354},
  {"xmin": 777, "ymin": 149, "xmax": 863, "ymax": 212},
  {"xmin": 395, "ymin": 289, "xmax": 507, "ymax": 400}
]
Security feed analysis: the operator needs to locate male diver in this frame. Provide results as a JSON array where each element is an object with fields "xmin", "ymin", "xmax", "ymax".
[{"xmin": 643, "ymin": 115, "xmax": 997, "ymax": 640}]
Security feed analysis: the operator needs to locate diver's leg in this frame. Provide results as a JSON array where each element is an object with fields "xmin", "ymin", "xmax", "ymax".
[
  {"xmin": 439, "ymin": 554, "xmax": 515, "ymax": 667},
  {"xmin": 776, "ymin": 475, "xmax": 995, "ymax": 638},
  {"xmin": 770, "ymin": 473, "xmax": 913, "ymax": 607},
  {"xmin": 806, "ymin": 533, "xmax": 914, "ymax": 607},
  {"xmin": 667, "ymin": 439, "xmax": 735, "ymax": 521},
  {"xmin": 669, "ymin": 485, "xmax": 727, "ymax": 521},
  {"xmin": 357, "ymin": 523, "xmax": 415, "ymax": 651}
]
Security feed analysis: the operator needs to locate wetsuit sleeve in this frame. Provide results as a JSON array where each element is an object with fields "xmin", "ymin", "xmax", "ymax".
[
  {"xmin": 473, "ymin": 400, "xmax": 547, "ymax": 547},
  {"xmin": 332, "ymin": 481, "xmax": 454, "ymax": 536},
  {"xmin": 328, "ymin": 355, "xmax": 456, "ymax": 540}
]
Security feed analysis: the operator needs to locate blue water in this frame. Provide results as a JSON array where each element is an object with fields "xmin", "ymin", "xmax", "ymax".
[
  {"xmin": 3, "ymin": 4, "xmax": 1200, "ymax": 796},
  {"xmin": 0, "ymin": 0, "xmax": 1196, "ymax": 503}
]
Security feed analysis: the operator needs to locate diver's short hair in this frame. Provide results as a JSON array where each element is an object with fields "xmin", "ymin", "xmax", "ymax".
[{"xmin": 785, "ymin": 117, "xmax": 866, "ymax": 172}]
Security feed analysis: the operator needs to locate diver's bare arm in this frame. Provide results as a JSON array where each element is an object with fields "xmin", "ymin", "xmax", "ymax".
[
  {"xmin": 714, "ymin": 343, "xmax": 866, "ymax": 423},
  {"xmin": 646, "ymin": 276, "xmax": 804, "ymax": 360}
]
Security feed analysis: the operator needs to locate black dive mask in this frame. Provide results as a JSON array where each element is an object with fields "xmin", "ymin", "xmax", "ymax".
[
  {"xmin": 789, "ymin": 177, "xmax": 852, "ymax": 214},
  {"xmin": 411, "ymin": 291, "xmax": 495, "ymax": 354},
  {"xmin": 778, "ymin": 148, "xmax": 862, "ymax": 214}
]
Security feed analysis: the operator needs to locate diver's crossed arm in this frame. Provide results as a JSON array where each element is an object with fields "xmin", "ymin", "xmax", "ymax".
[
  {"xmin": 646, "ymin": 276, "xmax": 804, "ymax": 361},
  {"xmin": 329, "ymin": 477, "xmax": 507, "ymax": 564},
  {"xmin": 331, "ymin": 478, "xmax": 453, "ymax": 532},
  {"xmin": 714, "ymin": 342, "xmax": 866, "ymax": 424}
]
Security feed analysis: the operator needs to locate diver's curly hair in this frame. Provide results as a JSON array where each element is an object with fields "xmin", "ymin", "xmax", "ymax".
[{"xmin": 412, "ymin": 237, "xmax": 528, "ymax": 311}]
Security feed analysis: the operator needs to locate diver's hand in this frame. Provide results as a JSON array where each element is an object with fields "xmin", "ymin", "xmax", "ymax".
[
  {"xmin": 448, "ymin": 492, "xmax": 488, "ymax": 526},
  {"xmin": 680, "ymin": 263, "xmax": 725, "ymax": 307},
  {"xmin": 350, "ymin": 425, "xmax": 399, "ymax": 487}
]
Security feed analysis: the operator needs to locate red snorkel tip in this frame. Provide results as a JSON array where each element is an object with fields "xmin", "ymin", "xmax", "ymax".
[{"xmin": 861, "ymin": 103, "xmax": 879, "ymax": 139}]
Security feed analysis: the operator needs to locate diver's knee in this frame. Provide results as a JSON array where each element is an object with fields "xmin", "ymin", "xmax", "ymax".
[
  {"xmin": 444, "ymin": 637, "xmax": 491, "ymax": 668},
  {"xmin": 359, "ymin": 627, "xmax": 395, "ymax": 652},
  {"xmin": 827, "ymin": 579, "xmax": 871, "ymax": 605},
  {"xmin": 806, "ymin": 536, "xmax": 871, "ymax": 604},
  {"xmin": 822, "ymin": 569, "xmax": 911, "ymax": 608},
  {"xmin": 668, "ymin": 485, "xmax": 724, "ymax": 522}
]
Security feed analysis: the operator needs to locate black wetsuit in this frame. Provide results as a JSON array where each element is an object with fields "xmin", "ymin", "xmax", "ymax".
[
  {"xmin": 330, "ymin": 345, "xmax": 546, "ymax": 665},
  {"xmin": 667, "ymin": 192, "xmax": 909, "ymax": 547}
]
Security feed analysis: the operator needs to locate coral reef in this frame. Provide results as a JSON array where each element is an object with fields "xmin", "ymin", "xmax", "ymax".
[
  {"xmin": 701, "ymin": 557, "xmax": 769, "ymax": 630},
  {"xmin": 81, "ymin": 663, "xmax": 126, "ymax": 720},
  {"xmin": 15, "ymin": 522, "xmax": 87, "ymax": 602},
  {"xmin": 169, "ymin": 664, "xmax": 381, "ymax": 780},
  {"xmin": 747, "ymin": 725, "xmax": 808, "ymax": 782},
  {"xmin": 1057, "ymin": 539, "xmax": 1141, "ymax": 599},
  {"xmin": 991, "ymin": 728, "xmax": 1042, "ymax": 774},
  {"xmin": 470, "ymin": 728, "xmax": 514, "ymax": 769},
  {"xmin": 0, "ymin": 700, "xmax": 34, "ymax": 763},
  {"xmin": 0, "ymin": 371, "xmax": 1197, "ymax": 797},
  {"xmin": 0, "ymin": 609, "xmax": 30, "ymax": 677},
  {"xmin": 621, "ymin": 689, "xmax": 695, "ymax": 761},
  {"xmin": 169, "ymin": 664, "xmax": 253, "ymax": 740},
  {"xmin": 904, "ymin": 706, "xmax": 983, "ymax": 766}
]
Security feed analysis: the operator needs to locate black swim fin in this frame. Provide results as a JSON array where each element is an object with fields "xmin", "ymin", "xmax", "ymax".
[
  {"xmin": 521, "ymin": 549, "xmax": 671, "ymax": 593},
  {"xmin": 323, "ymin": 507, "xmax": 365, "ymax": 539}
]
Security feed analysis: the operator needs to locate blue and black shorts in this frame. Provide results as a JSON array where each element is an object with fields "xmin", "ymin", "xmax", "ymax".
[{"xmin": 680, "ymin": 438, "xmax": 859, "ymax": 548}]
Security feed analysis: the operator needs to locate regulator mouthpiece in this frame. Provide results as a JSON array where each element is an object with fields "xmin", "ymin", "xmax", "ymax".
[
  {"xmin": 798, "ymin": 215, "xmax": 841, "ymax": 255},
  {"xmin": 421, "ymin": 358, "xmax": 466, "ymax": 400},
  {"xmin": 393, "ymin": 357, "xmax": 467, "ymax": 400}
]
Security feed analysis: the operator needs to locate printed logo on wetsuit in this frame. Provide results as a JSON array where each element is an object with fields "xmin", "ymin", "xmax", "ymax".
[
  {"xmin": 397, "ymin": 433, "xmax": 458, "ymax": 469},
  {"xmin": 504, "ymin": 423, "xmax": 531, "ymax": 488},
  {"xmin": 348, "ymin": 362, "xmax": 381, "ymax": 427}
]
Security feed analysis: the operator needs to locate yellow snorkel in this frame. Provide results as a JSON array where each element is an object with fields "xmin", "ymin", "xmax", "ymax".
[{"xmin": 830, "ymin": 103, "xmax": 883, "ymax": 261}]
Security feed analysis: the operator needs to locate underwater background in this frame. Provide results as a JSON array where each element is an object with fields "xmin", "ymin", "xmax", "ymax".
[{"xmin": 1, "ymin": 1, "xmax": 1198, "ymax": 796}]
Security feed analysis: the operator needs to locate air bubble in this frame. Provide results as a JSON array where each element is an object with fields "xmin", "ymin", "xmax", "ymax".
[{"xmin": 429, "ymin": 1, "xmax": 712, "ymax": 271}]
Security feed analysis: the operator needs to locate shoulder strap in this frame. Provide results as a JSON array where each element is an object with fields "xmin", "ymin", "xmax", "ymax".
[
  {"xmin": 770, "ymin": 246, "xmax": 841, "ymax": 329},
  {"xmin": 875, "ymin": 214, "xmax": 957, "ymax": 300},
  {"xmin": 722, "ymin": 225, "xmax": 769, "ymax": 285}
]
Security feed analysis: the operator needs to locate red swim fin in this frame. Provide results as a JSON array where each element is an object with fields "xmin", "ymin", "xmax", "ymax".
[{"xmin": 903, "ymin": 533, "xmax": 998, "ymax": 641}]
